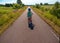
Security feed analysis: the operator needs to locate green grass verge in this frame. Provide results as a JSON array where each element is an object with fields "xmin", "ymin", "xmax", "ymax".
[
  {"xmin": 0, "ymin": 6, "xmax": 27, "ymax": 35},
  {"xmin": 31, "ymin": 7, "xmax": 60, "ymax": 36}
]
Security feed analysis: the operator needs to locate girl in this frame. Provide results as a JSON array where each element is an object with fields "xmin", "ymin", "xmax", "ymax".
[{"xmin": 27, "ymin": 8, "xmax": 34, "ymax": 30}]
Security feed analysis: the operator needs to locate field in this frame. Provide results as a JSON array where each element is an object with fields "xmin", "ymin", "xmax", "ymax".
[
  {"xmin": 32, "ymin": 5, "xmax": 60, "ymax": 35},
  {"xmin": 0, "ymin": 6, "xmax": 27, "ymax": 35}
]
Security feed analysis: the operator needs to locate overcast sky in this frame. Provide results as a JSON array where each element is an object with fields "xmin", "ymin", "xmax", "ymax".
[{"xmin": 0, "ymin": 0, "xmax": 59, "ymax": 5}]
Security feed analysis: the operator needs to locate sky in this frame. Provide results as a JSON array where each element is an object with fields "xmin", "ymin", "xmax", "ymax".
[{"xmin": 0, "ymin": 0, "xmax": 60, "ymax": 5}]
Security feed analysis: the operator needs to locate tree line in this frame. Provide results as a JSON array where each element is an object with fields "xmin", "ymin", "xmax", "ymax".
[
  {"xmin": 0, "ymin": 0, "xmax": 25, "ymax": 9},
  {"xmin": 34, "ymin": 2, "xmax": 60, "ymax": 18}
]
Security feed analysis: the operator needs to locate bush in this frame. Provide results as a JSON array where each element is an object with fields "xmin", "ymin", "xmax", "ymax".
[
  {"xmin": 22, "ymin": 4, "xmax": 25, "ymax": 7},
  {"xmin": 40, "ymin": 7, "xmax": 44, "ymax": 11},
  {"xmin": 13, "ymin": 4, "xmax": 20, "ymax": 9},
  {"xmin": 44, "ymin": 3, "xmax": 49, "ymax": 5},
  {"xmin": 57, "ymin": 8, "xmax": 60, "ymax": 18},
  {"xmin": 40, "ymin": 3, "xmax": 43, "ymax": 5},
  {"xmin": 44, "ymin": 13, "xmax": 53, "ymax": 21},
  {"xmin": 42, "ymin": 8, "xmax": 48, "ymax": 11},
  {"xmin": 50, "ymin": 7, "xmax": 60, "ymax": 18},
  {"xmin": 54, "ymin": 2, "xmax": 60, "ymax": 9},
  {"xmin": 35, "ymin": 4, "xmax": 40, "ymax": 9},
  {"xmin": 5, "ymin": 4, "xmax": 13, "ymax": 7},
  {"xmin": 49, "ymin": 2, "xmax": 60, "ymax": 18}
]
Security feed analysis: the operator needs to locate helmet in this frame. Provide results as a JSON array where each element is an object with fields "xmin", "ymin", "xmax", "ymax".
[{"xmin": 28, "ymin": 8, "xmax": 31, "ymax": 11}]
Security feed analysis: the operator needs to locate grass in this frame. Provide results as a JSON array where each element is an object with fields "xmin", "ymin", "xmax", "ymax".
[
  {"xmin": 41, "ymin": 5, "xmax": 53, "ymax": 8},
  {"xmin": 0, "ymin": 7, "xmax": 13, "ymax": 17},
  {"xmin": 0, "ymin": 6, "xmax": 27, "ymax": 35},
  {"xmin": 31, "ymin": 7, "xmax": 60, "ymax": 36}
]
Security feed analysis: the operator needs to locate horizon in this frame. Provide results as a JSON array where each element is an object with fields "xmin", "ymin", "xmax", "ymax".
[{"xmin": 0, "ymin": 0, "xmax": 60, "ymax": 5}]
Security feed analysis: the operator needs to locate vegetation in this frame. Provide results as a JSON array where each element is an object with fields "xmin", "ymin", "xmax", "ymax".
[
  {"xmin": 32, "ymin": 2, "xmax": 60, "ymax": 35},
  {"xmin": 50, "ymin": 2, "xmax": 60, "ymax": 18},
  {"xmin": 5, "ymin": 4, "xmax": 13, "ymax": 7},
  {"xmin": 40, "ymin": 3, "xmax": 43, "ymax": 5},
  {"xmin": 44, "ymin": 3, "xmax": 49, "ymax": 5},
  {"xmin": 17, "ymin": 0, "xmax": 22, "ymax": 4},
  {"xmin": 0, "ymin": 0, "xmax": 26, "ymax": 35},
  {"xmin": 13, "ymin": 4, "xmax": 24, "ymax": 9},
  {"xmin": 0, "ymin": 6, "xmax": 27, "ymax": 35},
  {"xmin": 35, "ymin": 4, "xmax": 40, "ymax": 9}
]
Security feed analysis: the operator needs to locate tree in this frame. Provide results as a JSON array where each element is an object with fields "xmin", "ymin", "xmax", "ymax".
[
  {"xmin": 44, "ymin": 3, "xmax": 49, "ymax": 5},
  {"xmin": 5, "ymin": 4, "xmax": 10, "ymax": 7},
  {"xmin": 40, "ymin": 3, "xmax": 43, "ymax": 5},
  {"xmin": 0, "ymin": 4, "xmax": 5, "ymax": 7},
  {"xmin": 35, "ymin": 4, "xmax": 40, "ymax": 9},
  {"xmin": 13, "ymin": 4, "xmax": 20, "ymax": 9},
  {"xmin": 22, "ymin": 4, "xmax": 25, "ymax": 7},
  {"xmin": 54, "ymin": 1, "xmax": 60, "ymax": 9},
  {"xmin": 17, "ymin": 0, "xmax": 24, "ymax": 7},
  {"xmin": 5, "ymin": 4, "xmax": 13, "ymax": 7},
  {"xmin": 17, "ymin": 0, "xmax": 22, "ymax": 4}
]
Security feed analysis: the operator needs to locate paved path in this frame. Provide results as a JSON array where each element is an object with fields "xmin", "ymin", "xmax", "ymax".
[{"xmin": 0, "ymin": 8, "xmax": 59, "ymax": 43}]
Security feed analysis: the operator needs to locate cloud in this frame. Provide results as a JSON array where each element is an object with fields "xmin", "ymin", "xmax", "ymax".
[
  {"xmin": 0, "ymin": 0, "xmax": 16, "ymax": 4},
  {"xmin": 0, "ymin": 0, "xmax": 59, "ymax": 5},
  {"xmin": 22, "ymin": 0, "xmax": 57, "ymax": 5}
]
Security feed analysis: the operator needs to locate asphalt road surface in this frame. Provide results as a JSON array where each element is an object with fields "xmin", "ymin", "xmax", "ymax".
[{"xmin": 0, "ymin": 8, "xmax": 59, "ymax": 43}]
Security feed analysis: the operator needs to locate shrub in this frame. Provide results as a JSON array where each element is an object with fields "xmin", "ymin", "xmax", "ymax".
[
  {"xmin": 40, "ymin": 7, "xmax": 44, "ymax": 11},
  {"xmin": 40, "ymin": 3, "xmax": 43, "ymax": 5},
  {"xmin": 44, "ymin": 13, "xmax": 53, "ymax": 21},
  {"xmin": 44, "ymin": 3, "xmax": 49, "ymax": 5},
  {"xmin": 5, "ymin": 4, "xmax": 13, "ymax": 7},
  {"xmin": 49, "ymin": 2, "xmax": 60, "ymax": 18},
  {"xmin": 45, "ymin": 8, "xmax": 49, "ymax": 11},
  {"xmin": 35, "ymin": 4, "xmax": 40, "ymax": 9},
  {"xmin": 13, "ymin": 4, "xmax": 20, "ymax": 9},
  {"xmin": 57, "ymin": 8, "xmax": 60, "ymax": 18}
]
